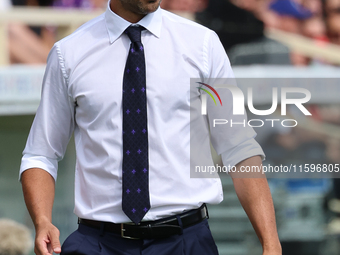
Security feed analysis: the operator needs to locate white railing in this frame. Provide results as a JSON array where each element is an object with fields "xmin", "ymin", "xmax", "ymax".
[
  {"xmin": 0, "ymin": 7, "xmax": 103, "ymax": 65},
  {"xmin": 265, "ymin": 28, "xmax": 340, "ymax": 65},
  {"xmin": 0, "ymin": 7, "xmax": 194, "ymax": 66},
  {"xmin": 2, "ymin": 7, "xmax": 340, "ymax": 65}
]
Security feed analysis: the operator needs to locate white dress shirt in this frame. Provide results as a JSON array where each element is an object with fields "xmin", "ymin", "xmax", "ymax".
[{"xmin": 20, "ymin": 3, "xmax": 264, "ymax": 223}]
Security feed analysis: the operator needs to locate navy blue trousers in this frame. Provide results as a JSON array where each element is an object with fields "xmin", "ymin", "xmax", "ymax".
[{"xmin": 60, "ymin": 219, "xmax": 219, "ymax": 255}]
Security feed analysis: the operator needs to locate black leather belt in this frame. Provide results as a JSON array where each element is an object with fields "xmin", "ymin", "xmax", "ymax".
[{"xmin": 78, "ymin": 204, "xmax": 209, "ymax": 239}]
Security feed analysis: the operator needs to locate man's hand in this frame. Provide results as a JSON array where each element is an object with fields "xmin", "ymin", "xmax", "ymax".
[
  {"xmin": 230, "ymin": 156, "xmax": 282, "ymax": 255},
  {"xmin": 21, "ymin": 168, "xmax": 61, "ymax": 255},
  {"xmin": 34, "ymin": 219, "xmax": 61, "ymax": 255}
]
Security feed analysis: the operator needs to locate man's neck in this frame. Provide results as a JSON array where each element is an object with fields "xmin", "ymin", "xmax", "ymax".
[{"xmin": 110, "ymin": 0, "xmax": 146, "ymax": 23}]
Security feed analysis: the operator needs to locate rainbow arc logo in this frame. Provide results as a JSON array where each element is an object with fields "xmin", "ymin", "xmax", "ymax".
[{"xmin": 197, "ymin": 82, "xmax": 223, "ymax": 106}]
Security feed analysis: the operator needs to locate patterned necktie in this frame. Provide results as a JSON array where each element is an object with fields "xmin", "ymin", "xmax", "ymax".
[{"xmin": 122, "ymin": 25, "xmax": 150, "ymax": 224}]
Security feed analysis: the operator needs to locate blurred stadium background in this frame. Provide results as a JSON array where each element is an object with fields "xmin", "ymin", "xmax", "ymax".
[{"xmin": 1, "ymin": 0, "xmax": 340, "ymax": 254}]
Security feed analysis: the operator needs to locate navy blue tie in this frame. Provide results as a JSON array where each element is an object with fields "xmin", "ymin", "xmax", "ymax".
[{"xmin": 122, "ymin": 25, "xmax": 150, "ymax": 224}]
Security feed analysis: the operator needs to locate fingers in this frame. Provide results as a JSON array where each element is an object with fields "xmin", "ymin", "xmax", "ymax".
[
  {"xmin": 50, "ymin": 228, "xmax": 61, "ymax": 254},
  {"xmin": 54, "ymin": 247, "xmax": 62, "ymax": 254},
  {"xmin": 35, "ymin": 223, "xmax": 61, "ymax": 255},
  {"xmin": 35, "ymin": 239, "xmax": 51, "ymax": 255}
]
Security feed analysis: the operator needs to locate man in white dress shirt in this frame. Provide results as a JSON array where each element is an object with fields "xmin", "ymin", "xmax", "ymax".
[{"xmin": 20, "ymin": 0, "xmax": 282, "ymax": 254}]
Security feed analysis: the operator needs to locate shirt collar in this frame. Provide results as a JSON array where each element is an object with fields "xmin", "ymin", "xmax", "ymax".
[{"xmin": 105, "ymin": 1, "xmax": 162, "ymax": 44}]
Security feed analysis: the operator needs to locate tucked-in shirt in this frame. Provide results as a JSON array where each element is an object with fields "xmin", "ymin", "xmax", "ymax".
[{"xmin": 20, "ymin": 3, "xmax": 264, "ymax": 223}]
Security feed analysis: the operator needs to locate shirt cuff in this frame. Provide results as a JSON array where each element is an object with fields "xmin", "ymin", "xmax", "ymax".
[
  {"xmin": 221, "ymin": 138, "xmax": 265, "ymax": 171},
  {"xmin": 19, "ymin": 154, "xmax": 58, "ymax": 181}
]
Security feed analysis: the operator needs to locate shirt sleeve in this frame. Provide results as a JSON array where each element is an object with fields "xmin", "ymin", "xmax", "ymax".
[
  {"xmin": 203, "ymin": 30, "xmax": 265, "ymax": 168},
  {"xmin": 19, "ymin": 43, "xmax": 75, "ymax": 181}
]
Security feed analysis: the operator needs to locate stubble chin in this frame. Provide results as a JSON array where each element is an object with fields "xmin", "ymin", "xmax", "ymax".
[{"xmin": 137, "ymin": 0, "xmax": 161, "ymax": 14}]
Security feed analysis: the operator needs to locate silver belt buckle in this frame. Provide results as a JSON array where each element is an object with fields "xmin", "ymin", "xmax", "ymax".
[
  {"xmin": 121, "ymin": 223, "xmax": 140, "ymax": 240},
  {"xmin": 201, "ymin": 205, "xmax": 209, "ymax": 219}
]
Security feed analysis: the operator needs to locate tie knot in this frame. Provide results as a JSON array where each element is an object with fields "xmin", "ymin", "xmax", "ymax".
[{"xmin": 125, "ymin": 26, "xmax": 143, "ymax": 43}]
